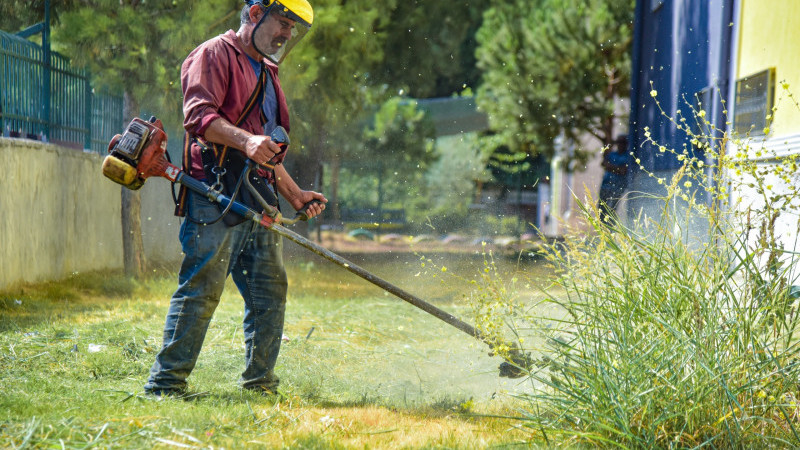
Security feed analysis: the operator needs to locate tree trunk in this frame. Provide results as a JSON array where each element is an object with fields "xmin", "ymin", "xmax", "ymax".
[
  {"xmin": 121, "ymin": 91, "xmax": 146, "ymax": 277},
  {"xmin": 329, "ymin": 154, "xmax": 341, "ymax": 222},
  {"xmin": 288, "ymin": 160, "xmax": 318, "ymax": 238}
]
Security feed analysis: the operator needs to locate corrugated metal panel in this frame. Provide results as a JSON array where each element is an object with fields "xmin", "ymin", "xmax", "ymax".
[{"xmin": 629, "ymin": 0, "xmax": 735, "ymax": 173}]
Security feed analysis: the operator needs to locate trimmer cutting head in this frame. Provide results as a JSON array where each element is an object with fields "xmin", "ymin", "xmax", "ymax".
[{"xmin": 498, "ymin": 350, "xmax": 533, "ymax": 378}]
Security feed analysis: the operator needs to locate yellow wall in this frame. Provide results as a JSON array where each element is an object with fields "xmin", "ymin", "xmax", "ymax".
[
  {"xmin": 737, "ymin": 0, "xmax": 800, "ymax": 137},
  {"xmin": 0, "ymin": 138, "xmax": 182, "ymax": 289}
]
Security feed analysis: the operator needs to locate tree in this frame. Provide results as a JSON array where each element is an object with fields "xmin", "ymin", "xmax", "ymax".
[
  {"xmin": 475, "ymin": 0, "xmax": 634, "ymax": 164},
  {"xmin": 0, "ymin": 1, "xmax": 80, "ymax": 34},
  {"xmin": 373, "ymin": 0, "xmax": 491, "ymax": 99},
  {"xmin": 278, "ymin": 0, "xmax": 399, "ymax": 226},
  {"xmin": 54, "ymin": 0, "xmax": 238, "ymax": 277},
  {"xmin": 425, "ymin": 132, "xmax": 492, "ymax": 215},
  {"xmin": 351, "ymin": 97, "xmax": 436, "ymax": 211}
]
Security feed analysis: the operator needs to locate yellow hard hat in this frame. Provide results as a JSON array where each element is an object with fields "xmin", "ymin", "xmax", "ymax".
[
  {"xmin": 247, "ymin": 0, "xmax": 313, "ymax": 28},
  {"xmin": 248, "ymin": 0, "xmax": 313, "ymax": 64}
]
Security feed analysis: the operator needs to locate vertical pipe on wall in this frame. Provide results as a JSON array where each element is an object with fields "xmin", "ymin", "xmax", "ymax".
[
  {"xmin": 42, "ymin": 0, "xmax": 51, "ymax": 141},
  {"xmin": 626, "ymin": 0, "xmax": 645, "ymax": 223}
]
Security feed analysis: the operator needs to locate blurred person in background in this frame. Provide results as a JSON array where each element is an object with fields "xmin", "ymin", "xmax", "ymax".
[{"xmin": 598, "ymin": 135, "xmax": 630, "ymax": 226}]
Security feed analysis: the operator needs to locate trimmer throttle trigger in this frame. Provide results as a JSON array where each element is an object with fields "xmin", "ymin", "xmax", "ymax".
[
  {"xmin": 270, "ymin": 126, "xmax": 290, "ymax": 148},
  {"xmin": 268, "ymin": 126, "xmax": 290, "ymax": 163}
]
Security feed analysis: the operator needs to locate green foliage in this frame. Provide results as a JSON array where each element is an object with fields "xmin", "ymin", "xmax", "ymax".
[
  {"xmin": 373, "ymin": 0, "xmax": 491, "ymax": 98},
  {"xmin": 334, "ymin": 97, "xmax": 435, "ymax": 216},
  {"xmin": 0, "ymin": 0, "xmax": 81, "ymax": 34},
  {"xmin": 52, "ymin": 0, "xmax": 238, "ymax": 129},
  {"xmin": 425, "ymin": 133, "xmax": 491, "ymax": 215},
  {"xmin": 475, "ymin": 0, "xmax": 634, "ymax": 163},
  {"xmin": 362, "ymin": 97, "xmax": 436, "ymax": 170}
]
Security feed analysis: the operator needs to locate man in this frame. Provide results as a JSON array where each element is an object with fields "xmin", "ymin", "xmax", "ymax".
[
  {"xmin": 145, "ymin": 0, "xmax": 326, "ymax": 397},
  {"xmin": 598, "ymin": 135, "xmax": 630, "ymax": 225}
]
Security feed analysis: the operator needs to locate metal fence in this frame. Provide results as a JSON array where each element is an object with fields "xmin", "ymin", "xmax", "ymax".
[{"xmin": 0, "ymin": 29, "xmax": 122, "ymax": 153}]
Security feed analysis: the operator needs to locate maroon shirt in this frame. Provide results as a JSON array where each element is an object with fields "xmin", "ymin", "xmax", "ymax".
[{"xmin": 181, "ymin": 30, "xmax": 290, "ymax": 179}]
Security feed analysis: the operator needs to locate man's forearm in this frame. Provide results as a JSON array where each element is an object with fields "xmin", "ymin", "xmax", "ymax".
[
  {"xmin": 273, "ymin": 164, "xmax": 327, "ymax": 217},
  {"xmin": 203, "ymin": 118, "xmax": 252, "ymax": 151},
  {"xmin": 202, "ymin": 118, "xmax": 279, "ymax": 165},
  {"xmin": 274, "ymin": 164, "xmax": 303, "ymax": 202}
]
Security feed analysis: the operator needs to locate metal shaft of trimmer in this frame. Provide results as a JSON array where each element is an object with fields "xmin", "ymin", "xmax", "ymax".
[{"xmin": 273, "ymin": 223, "xmax": 485, "ymax": 339}]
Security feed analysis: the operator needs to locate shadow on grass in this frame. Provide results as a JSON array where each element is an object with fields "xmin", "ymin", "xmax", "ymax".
[
  {"xmin": 0, "ymin": 267, "xmax": 176, "ymax": 333},
  {"xmin": 121, "ymin": 385, "xmax": 477, "ymax": 421}
]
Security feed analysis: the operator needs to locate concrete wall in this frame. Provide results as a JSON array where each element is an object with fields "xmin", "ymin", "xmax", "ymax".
[{"xmin": 0, "ymin": 138, "xmax": 182, "ymax": 290}]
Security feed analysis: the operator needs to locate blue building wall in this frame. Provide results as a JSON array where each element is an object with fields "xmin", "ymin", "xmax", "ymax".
[{"xmin": 627, "ymin": 0, "xmax": 735, "ymax": 216}]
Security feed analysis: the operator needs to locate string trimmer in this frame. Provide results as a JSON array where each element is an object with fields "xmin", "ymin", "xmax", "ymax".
[{"xmin": 102, "ymin": 117, "xmax": 531, "ymax": 378}]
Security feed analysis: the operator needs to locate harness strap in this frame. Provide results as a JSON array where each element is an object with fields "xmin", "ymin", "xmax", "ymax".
[
  {"xmin": 174, "ymin": 131, "xmax": 192, "ymax": 215},
  {"xmin": 208, "ymin": 63, "xmax": 267, "ymax": 166},
  {"xmin": 175, "ymin": 63, "xmax": 268, "ymax": 217}
]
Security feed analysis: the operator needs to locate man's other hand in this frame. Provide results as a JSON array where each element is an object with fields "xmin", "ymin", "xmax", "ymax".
[{"xmin": 292, "ymin": 191, "xmax": 327, "ymax": 219}]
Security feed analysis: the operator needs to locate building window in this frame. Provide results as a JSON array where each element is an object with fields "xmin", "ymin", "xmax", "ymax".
[{"xmin": 733, "ymin": 68, "xmax": 776, "ymax": 137}]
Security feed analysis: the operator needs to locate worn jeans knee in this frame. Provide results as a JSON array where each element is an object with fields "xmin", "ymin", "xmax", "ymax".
[
  {"xmin": 145, "ymin": 192, "xmax": 288, "ymax": 393},
  {"xmin": 145, "ymin": 193, "xmax": 236, "ymax": 392}
]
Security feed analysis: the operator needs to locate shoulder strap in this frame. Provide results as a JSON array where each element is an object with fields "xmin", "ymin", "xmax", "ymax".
[
  {"xmin": 175, "ymin": 130, "xmax": 193, "ymax": 216},
  {"xmin": 210, "ymin": 63, "xmax": 267, "ymax": 166},
  {"xmin": 175, "ymin": 63, "xmax": 267, "ymax": 217}
]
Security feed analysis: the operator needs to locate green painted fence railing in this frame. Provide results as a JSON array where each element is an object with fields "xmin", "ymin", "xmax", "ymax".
[{"xmin": 0, "ymin": 29, "xmax": 122, "ymax": 153}]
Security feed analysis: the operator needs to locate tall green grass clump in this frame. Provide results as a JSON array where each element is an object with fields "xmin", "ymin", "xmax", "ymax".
[{"xmin": 507, "ymin": 85, "xmax": 800, "ymax": 447}]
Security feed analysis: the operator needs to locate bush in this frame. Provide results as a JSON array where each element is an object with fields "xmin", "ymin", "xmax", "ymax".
[{"xmin": 484, "ymin": 87, "xmax": 800, "ymax": 447}]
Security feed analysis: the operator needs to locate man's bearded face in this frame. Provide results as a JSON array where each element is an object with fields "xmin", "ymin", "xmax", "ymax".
[{"xmin": 253, "ymin": 12, "xmax": 296, "ymax": 56}]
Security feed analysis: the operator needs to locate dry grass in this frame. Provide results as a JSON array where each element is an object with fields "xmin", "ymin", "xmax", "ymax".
[{"xmin": 0, "ymin": 249, "xmax": 543, "ymax": 448}]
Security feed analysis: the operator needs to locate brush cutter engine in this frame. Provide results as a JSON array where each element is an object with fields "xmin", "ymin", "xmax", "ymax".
[{"xmin": 102, "ymin": 117, "xmax": 170, "ymax": 190}]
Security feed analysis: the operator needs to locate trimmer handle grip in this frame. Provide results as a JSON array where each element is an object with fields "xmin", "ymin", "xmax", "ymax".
[{"xmin": 293, "ymin": 199, "xmax": 324, "ymax": 222}]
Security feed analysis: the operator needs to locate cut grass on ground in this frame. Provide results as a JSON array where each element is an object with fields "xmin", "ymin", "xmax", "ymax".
[{"xmin": 1, "ymin": 251, "xmax": 546, "ymax": 448}]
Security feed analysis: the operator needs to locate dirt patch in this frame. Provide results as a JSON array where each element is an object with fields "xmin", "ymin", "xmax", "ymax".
[{"xmin": 308, "ymin": 231, "xmax": 546, "ymax": 258}]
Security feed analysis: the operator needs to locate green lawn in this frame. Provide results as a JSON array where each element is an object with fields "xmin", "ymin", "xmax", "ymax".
[{"xmin": 0, "ymin": 247, "xmax": 548, "ymax": 448}]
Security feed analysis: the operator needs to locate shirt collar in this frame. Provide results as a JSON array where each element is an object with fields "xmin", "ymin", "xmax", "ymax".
[{"xmin": 221, "ymin": 29, "xmax": 280, "ymax": 74}]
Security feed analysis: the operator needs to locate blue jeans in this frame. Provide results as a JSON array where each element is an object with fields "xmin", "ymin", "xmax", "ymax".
[{"xmin": 145, "ymin": 192, "xmax": 288, "ymax": 393}]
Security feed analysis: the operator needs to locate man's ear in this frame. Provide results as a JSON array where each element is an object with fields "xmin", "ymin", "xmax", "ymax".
[{"xmin": 249, "ymin": 4, "xmax": 265, "ymax": 23}]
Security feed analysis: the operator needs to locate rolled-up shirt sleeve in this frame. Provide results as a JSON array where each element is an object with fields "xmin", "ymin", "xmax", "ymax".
[{"xmin": 181, "ymin": 43, "xmax": 230, "ymax": 137}]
